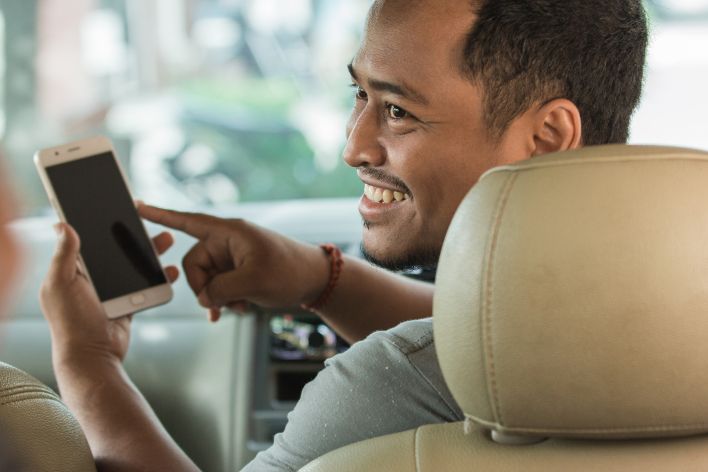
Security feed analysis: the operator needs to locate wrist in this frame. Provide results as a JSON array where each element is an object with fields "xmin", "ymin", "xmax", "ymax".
[
  {"xmin": 52, "ymin": 345, "xmax": 124, "ymax": 379},
  {"xmin": 301, "ymin": 243, "xmax": 333, "ymax": 305},
  {"xmin": 302, "ymin": 244, "xmax": 343, "ymax": 312}
]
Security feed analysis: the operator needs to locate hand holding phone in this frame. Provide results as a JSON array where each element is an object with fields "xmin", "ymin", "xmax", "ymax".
[
  {"xmin": 34, "ymin": 136, "xmax": 174, "ymax": 318},
  {"xmin": 40, "ymin": 223, "xmax": 179, "ymax": 364}
]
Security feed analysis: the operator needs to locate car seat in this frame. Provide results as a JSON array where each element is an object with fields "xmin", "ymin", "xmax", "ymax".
[
  {"xmin": 301, "ymin": 145, "xmax": 708, "ymax": 471},
  {"xmin": 0, "ymin": 362, "xmax": 95, "ymax": 471}
]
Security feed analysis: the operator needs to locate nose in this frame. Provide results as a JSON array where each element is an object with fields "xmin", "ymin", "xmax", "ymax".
[{"xmin": 343, "ymin": 104, "xmax": 385, "ymax": 168}]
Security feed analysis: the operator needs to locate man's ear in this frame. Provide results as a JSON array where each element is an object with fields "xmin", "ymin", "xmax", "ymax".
[{"xmin": 531, "ymin": 99, "xmax": 582, "ymax": 156}]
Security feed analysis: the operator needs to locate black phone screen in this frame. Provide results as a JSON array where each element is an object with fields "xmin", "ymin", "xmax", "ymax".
[{"xmin": 46, "ymin": 152, "xmax": 166, "ymax": 301}]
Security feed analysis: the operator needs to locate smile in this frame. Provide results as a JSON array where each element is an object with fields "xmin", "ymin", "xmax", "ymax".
[{"xmin": 363, "ymin": 184, "xmax": 409, "ymax": 204}]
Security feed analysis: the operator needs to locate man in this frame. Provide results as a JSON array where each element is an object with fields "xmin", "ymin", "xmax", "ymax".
[{"xmin": 40, "ymin": 0, "xmax": 648, "ymax": 470}]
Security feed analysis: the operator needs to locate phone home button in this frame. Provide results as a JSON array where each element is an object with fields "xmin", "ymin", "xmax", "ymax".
[{"xmin": 130, "ymin": 294, "xmax": 146, "ymax": 306}]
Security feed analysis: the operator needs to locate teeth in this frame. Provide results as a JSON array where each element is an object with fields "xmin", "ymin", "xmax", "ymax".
[
  {"xmin": 363, "ymin": 183, "xmax": 408, "ymax": 203},
  {"xmin": 373, "ymin": 187, "xmax": 383, "ymax": 202}
]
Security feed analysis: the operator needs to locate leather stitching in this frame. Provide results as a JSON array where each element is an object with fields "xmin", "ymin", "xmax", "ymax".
[
  {"xmin": 1, "ymin": 385, "xmax": 59, "ymax": 405},
  {"xmin": 485, "ymin": 153, "xmax": 708, "ymax": 176},
  {"xmin": 414, "ymin": 427, "xmax": 421, "ymax": 472},
  {"xmin": 468, "ymin": 414, "xmax": 708, "ymax": 434},
  {"xmin": 482, "ymin": 173, "xmax": 518, "ymax": 426},
  {"xmin": 507, "ymin": 424, "xmax": 708, "ymax": 434},
  {"xmin": 0, "ymin": 384, "xmax": 55, "ymax": 394},
  {"xmin": 1, "ymin": 395, "xmax": 64, "ymax": 407}
]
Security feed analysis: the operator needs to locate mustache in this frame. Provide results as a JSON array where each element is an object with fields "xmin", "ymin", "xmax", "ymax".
[{"xmin": 358, "ymin": 168, "xmax": 411, "ymax": 195}]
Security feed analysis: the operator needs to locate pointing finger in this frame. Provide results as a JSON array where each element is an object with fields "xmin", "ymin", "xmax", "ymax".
[{"xmin": 138, "ymin": 203, "xmax": 217, "ymax": 240}]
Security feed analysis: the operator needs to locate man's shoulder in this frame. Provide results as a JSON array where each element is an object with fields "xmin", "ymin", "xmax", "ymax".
[
  {"xmin": 324, "ymin": 318, "xmax": 434, "ymax": 370},
  {"xmin": 245, "ymin": 317, "xmax": 461, "ymax": 472},
  {"xmin": 374, "ymin": 317, "xmax": 434, "ymax": 355},
  {"xmin": 326, "ymin": 317, "xmax": 455, "ymax": 416}
]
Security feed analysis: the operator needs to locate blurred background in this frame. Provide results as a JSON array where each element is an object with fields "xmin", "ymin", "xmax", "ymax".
[{"xmin": 0, "ymin": 0, "xmax": 706, "ymax": 216}]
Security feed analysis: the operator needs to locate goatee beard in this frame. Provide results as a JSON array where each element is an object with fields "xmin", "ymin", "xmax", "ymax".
[{"xmin": 360, "ymin": 242, "xmax": 439, "ymax": 273}]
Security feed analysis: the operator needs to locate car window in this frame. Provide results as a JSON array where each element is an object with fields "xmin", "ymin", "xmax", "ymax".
[
  {"xmin": 631, "ymin": 1, "xmax": 708, "ymax": 150},
  {"xmin": 0, "ymin": 0, "xmax": 369, "ymax": 215}
]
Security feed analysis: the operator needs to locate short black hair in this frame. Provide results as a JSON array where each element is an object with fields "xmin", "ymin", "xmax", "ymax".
[{"xmin": 463, "ymin": 0, "xmax": 648, "ymax": 145}]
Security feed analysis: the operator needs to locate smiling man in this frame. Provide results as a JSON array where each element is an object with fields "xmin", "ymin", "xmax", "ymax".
[{"xmin": 40, "ymin": 0, "xmax": 648, "ymax": 470}]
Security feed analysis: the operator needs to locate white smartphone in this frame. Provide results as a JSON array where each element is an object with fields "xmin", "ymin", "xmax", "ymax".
[{"xmin": 34, "ymin": 136, "xmax": 173, "ymax": 319}]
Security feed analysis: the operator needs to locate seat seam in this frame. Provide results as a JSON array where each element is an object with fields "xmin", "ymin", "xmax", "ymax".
[
  {"xmin": 0, "ymin": 383, "xmax": 54, "ymax": 393},
  {"xmin": 509, "ymin": 423, "xmax": 708, "ymax": 433},
  {"xmin": 414, "ymin": 427, "xmax": 421, "ymax": 472},
  {"xmin": 1, "ymin": 395, "xmax": 64, "ymax": 407},
  {"xmin": 482, "ymin": 172, "xmax": 518, "ymax": 426},
  {"xmin": 0, "ymin": 389, "xmax": 56, "ymax": 397},
  {"xmin": 468, "ymin": 415, "xmax": 708, "ymax": 434},
  {"xmin": 487, "ymin": 153, "xmax": 708, "ymax": 176},
  {"xmin": 0, "ymin": 387, "xmax": 58, "ymax": 402}
]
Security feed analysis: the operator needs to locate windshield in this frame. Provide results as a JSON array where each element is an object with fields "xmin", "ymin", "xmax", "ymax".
[{"xmin": 0, "ymin": 0, "xmax": 706, "ymax": 215}]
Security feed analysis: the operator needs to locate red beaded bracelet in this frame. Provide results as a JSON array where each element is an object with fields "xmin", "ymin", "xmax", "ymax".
[{"xmin": 301, "ymin": 243, "xmax": 343, "ymax": 312}]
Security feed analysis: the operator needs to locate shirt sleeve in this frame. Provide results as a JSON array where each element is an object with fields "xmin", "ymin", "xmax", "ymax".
[{"xmin": 242, "ymin": 319, "xmax": 463, "ymax": 472}]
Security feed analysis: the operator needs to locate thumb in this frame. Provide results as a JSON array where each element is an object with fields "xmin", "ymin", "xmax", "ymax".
[
  {"xmin": 49, "ymin": 223, "xmax": 81, "ymax": 282},
  {"xmin": 199, "ymin": 270, "xmax": 253, "ymax": 308}
]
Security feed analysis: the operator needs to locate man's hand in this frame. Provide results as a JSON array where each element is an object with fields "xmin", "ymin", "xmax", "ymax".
[
  {"xmin": 40, "ymin": 222, "xmax": 179, "ymax": 366},
  {"xmin": 40, "ymin": 223, "xmax": 200, "ymax": 472},
  {"xmin": 138, "ymin": 204, "xmax": 330, "ymax": 322}
]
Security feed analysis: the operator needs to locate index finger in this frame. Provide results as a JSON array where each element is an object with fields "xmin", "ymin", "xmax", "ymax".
[{"xmin": 138, "ymin": 203, "xmax": 216, "ymax": 240}]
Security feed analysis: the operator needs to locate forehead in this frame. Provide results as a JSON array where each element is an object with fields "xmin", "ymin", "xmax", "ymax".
[{"xmin": 357, "ymin": 0, "xmax": 475, "ymax": 83}]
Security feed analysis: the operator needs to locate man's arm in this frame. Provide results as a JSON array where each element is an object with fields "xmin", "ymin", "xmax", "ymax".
[
  {"xmin": 53, "ymin": 356, "xmax": 198, "ymax": 472},
  {"xmin": 41, "ymin": 224, "xmax": 198, "ymax": 472},
  {"xmin": 138, "ymin": 204, "xmax": 433, "ymax": 343},
  {"xmin": 314, "ymin": 255, "xmax": 433, "ymax": 342}
]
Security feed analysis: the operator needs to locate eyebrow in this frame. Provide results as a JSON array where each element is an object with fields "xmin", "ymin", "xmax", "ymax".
[{"xmin": 348, "ymin": 63, "xmax": 429, "ymax": 106}]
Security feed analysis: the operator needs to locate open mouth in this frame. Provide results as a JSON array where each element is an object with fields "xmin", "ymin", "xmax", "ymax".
[{"xmin": 363, "ymin": 184, "xmax": 409, "ymax": 204}]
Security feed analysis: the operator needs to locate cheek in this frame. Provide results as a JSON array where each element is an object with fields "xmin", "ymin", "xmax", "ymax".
[{"xmin": 413, "ymin": 157, "xmax": 489, "ymax": 226}]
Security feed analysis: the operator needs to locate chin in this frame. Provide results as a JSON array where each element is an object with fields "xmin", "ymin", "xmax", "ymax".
[{"xmin": 360, "ymin": 233, "xmax": 440, "ymax": 272}]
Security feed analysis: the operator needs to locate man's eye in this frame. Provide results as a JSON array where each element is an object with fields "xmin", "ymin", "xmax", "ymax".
[
  {"xmin": 386, "ymin": 104, "xmax": 409, "ymax": 120},
  {"xmin": 354, "ymin": 86, "xmax": 368, "ymax": 100}
]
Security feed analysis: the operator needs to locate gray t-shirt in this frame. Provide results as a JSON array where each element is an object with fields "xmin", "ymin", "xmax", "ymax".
[{"xmin": 242, "ymin": 318, "xmax": 463, "ymax": 471}]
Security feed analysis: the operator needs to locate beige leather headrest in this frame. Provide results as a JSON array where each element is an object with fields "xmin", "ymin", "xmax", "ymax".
[
  {"xmin": 0, "ymin": 362, "xmax": 96, "ymax": 471},
  {"xmin": 434, "ymin": 145, "xmax": 708, "ymax": 440}
]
